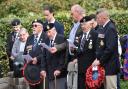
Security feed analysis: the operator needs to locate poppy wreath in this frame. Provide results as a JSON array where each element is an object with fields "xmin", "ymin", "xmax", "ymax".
[
  {"xmin": 85, "ymin": 65, "xmax": 105, "ymax": 89},
  {"xmin": 22, "ymin": 61, "xmax": 43, "ymax": 86}
]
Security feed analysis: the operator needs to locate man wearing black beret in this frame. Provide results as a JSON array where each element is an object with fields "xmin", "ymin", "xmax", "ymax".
[
  {"xmin": 40, "ymin": 23, "xmax": 67, "ymax": 89},
  {"xmin": 23, "ymin": 19, "xmax": 47, "ymax": 89},
  {"xmin": 6, "ymin": 18, "xmax": 22, "ymax": 71},
  {"xmin": 73, "ymin": 16, "xmax": 104, "ymax": 89}
]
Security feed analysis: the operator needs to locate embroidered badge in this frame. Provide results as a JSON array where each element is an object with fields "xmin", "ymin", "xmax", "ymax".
[{"xmin": 98, "ymin": 34, "xmax": 105, "ymax": 38}]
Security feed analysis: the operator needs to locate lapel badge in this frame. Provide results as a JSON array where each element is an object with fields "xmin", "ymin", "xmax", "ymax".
[
  {"xmin": 75, "ymin": 36, "xmax": 79, "ymax": 43},
  {"xmin": 26, "ymin": 45, "xmax": 32, "ymax": 53},
  {"xmin": 47, "ymin": 25, "xmax": 50, "ymax": 30},
  {"xmin": 88, "ymin": 39, "xmax": 93, "ymax": 49}
]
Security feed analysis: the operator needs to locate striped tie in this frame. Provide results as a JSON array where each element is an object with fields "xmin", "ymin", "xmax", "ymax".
[{"xmin": 80, "ymin": 33, "xmax": 87, "ymax": 51}]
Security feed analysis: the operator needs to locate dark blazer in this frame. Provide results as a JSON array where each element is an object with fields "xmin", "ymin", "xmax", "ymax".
[
  {"xmin": 24, "ymin": 32, "xmax": 47, "ymax": 64},
  {"xmin": 6, "ymin": 31, "xmax": 18, "ymax": 71},
  {"xmin": 6, "ymin": 32, "xmax": 17, "ymax": 57},
  {"xmin": 72, "ymin": 29, "xmax": 98, "ymax": 89},
  {"xmin": 96, "ymin": 20, "xmax": 120, "ymax": 75},
  {"xmin": 41, "ymin": 34, "xmax": 67, "ymax": 80},
  {"xmin": 44, "ymin": 21, "xmax": 64, "ymax": 35},
  {"xmin": 74, "ymin": 29, "xmax": 98, "ymax": 74}
]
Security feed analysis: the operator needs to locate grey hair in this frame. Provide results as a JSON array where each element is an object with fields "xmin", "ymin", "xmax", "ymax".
[
  {"xmin": 19, "ymin": 28, "xmax": 28, "ymax": 34},
  {"xmin": 71, "ymin": 4, "xmax": 85, "ymax": 16},
  {"xmin": 96, "ymin": 8, "xmax": 109, "ymax": 17}
]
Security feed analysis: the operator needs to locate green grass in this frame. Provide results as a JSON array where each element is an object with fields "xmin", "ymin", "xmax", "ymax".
[{"xmin": 121, "ymin": 79, "xmax": 128, "ymax": 89}]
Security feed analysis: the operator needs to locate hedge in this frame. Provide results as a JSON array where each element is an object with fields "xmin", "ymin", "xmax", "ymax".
[{"xmin": 0, "ymin": 11, "xmax": 128, "ymax": 76}]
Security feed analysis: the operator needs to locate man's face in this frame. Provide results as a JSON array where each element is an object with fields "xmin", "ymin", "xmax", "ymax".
[
  {"xmin": 32, "ymin": 22, "xmax": 43, "ymax": 35},
  {"xmin": 81, "ymin": 21, "xmax": 92, "ymax": 32},
  {"xmin": 96, "ymin": 13, "xmax": 105, "ymax": 26},
  {"xmin": 43, "ymin": 10, "xmax": 53, "ymax": 21},
  {"xmin": 70, "ymin": 10, "xmax": 79, "ymax": 22},
  {"xmin": 19, "ymin": 31, "xmax": 28, "ymax": 42},
  {"xmin": 46, "ymin": 28, "xmax": 55, "ymax": 40},
  {"xmin": 12, "ymin": 25, "xmax": 21, "ymax": 33}
]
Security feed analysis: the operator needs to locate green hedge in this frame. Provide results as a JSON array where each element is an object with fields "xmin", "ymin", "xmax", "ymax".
[{"xmin": 0, "ymin": 11, "xmax": 128, "ymax": 76}]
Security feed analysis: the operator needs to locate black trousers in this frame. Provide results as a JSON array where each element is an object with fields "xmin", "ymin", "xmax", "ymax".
[
  {"xmin": 9, "ymin": 58, "xmax": 14, "ymax": 71},
  {"xmin": 29, "ymin": 83, "xmax": 43, "ymax": 89}
]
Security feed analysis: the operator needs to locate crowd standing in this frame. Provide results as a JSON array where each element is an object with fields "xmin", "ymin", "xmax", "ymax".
[{"xmin": 5, "ymin": 4, "xmax": 128, "ymax": 89}]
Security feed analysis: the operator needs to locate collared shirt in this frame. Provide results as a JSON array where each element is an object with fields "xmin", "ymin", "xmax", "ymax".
[
  {"xmin": 48, "ymin": 18, "xmax": 55, "ymax": 23},
  {"xmin": 19, "ymin": 41, "xmax": 26, "ymax": 52},
  {"xmin": 35, "ymin": 31, "xmax": 42, "ymax": 43},
  {"xmin": 50, "ymin": 33, "xmax": 57, "ymax": 47},
  {"xmin": 82, "ymin": 30, "xmax": 90, "ymax": 40},
  {"xmin": 103, "ymin": 19, "xmax": 110, "ymax": 28},
  {"xmin": 69, "ymin": 22, "xmax": 80, "ymax": 43}
]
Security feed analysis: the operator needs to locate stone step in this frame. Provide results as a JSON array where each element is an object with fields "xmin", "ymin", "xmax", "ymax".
[{"xmin": 0, "ymin": 83, "xmax": 8, "ymax": 89}]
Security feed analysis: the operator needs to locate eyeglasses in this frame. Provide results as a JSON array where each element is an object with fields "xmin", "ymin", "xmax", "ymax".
[{"xmin": 32, "ymin": 24, "xmax": 41, "ymax": 28}]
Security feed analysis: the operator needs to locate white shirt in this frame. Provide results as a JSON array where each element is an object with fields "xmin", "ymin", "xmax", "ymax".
[
  {"xmin": 103, "ymin": 19, "xmax": 110, "ymax": 28},
  {"xmin": 35, "ymin": 31, "xmax": 42, "ymax": 43},
  {"xmin": 19, "ymin": 41, "xmax": 26, "ymax": 52}
]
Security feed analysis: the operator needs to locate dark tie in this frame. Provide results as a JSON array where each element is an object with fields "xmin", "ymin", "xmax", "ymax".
[
  {"xmin": 33, "ymin": 35, "xmax": 38, "ymax": 50},
  {"xmin": 50, "ymin": 40, "xmax": 54, "ymax": 47},
  {"xmin": 13, "ymin": 32, "xmax": 17, "ymax": 41},
  {"xmin": 80, "ymin": 33, "xmax": 87, "ymax": 51}
]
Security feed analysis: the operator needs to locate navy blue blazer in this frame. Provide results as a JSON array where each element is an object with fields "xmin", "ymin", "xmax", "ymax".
[
  {"xmin": 24, "ymin": 32, "xmax": 47, "ymax": 64},
  {"xmin": 96, "ymin": 20, "xmax": 120, "ymax": 75}
]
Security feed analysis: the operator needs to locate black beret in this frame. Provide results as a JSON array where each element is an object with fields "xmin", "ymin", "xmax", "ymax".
[
  {"xmin": 32, "ymin": 19, "xmax": 44, "ymax": 26},
  {"xmin": 11, "ymin": 19, "xmax": 21, "ymax": 26},
  {"xmin": 46, "ymin": 23, "xmax": 55, "ymax": 31},
  {"xmin": 80, "ymin": 16, "xmax": 93, "ymax": 23}
]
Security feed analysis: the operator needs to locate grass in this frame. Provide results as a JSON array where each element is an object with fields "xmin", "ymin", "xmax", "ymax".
[{"xmin": 121, "ymin": 79, "xmax": 128, "ymax": 89}]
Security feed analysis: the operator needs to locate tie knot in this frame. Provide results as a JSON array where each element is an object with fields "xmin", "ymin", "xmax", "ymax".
[{"xmin": 84, "ymin": 32, "xmax": 86, "ymax": 35}]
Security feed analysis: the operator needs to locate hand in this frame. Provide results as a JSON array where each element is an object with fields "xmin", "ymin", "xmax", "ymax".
[
  {"xmin": 92, "ymin": 59, "xmax": 100, "ymax": 67},
  {"xmin": 32, "ymin": 57, "xmax": 37, "ymax": 64},
  {"xmin": 49, "ymin": 47, "xmax": 57, "ymax": 53},
  {"xmin": 40, "ymin": 70, "xmax": 46, "ymax": 78},
  {"xmin": 54, "ymin": 70, "xmax": 61, "ymax": 76},
  {"xmin": 69, "ymin": 59, "xmax": 78, "ymax": 65},
  {"xmin": 10, "ymin": 56, "xmax": 15, "ymax": 60}
]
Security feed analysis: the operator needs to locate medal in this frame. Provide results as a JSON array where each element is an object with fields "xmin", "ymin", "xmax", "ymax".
[
  {"xmin": 88, "ymin": 40, "xmax": 93, "ymax": 49},
  {"xmin": 100, "ymin": 40, "xmax": 104, "ymax": 46}
]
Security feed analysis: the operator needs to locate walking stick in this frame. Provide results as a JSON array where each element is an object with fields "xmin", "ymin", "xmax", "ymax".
[
  {"xmin": 54, "ymin": 75, "xmax": 57, "ymax": 89},
  {"xmin": 43, "ymin": 76, "xmax": 45, "ymax": 89}
]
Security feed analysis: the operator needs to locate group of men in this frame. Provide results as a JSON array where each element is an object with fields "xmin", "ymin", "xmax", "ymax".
[{"xmin": 6, "ymin": 4, "xmax": 120, "ymax": 89}]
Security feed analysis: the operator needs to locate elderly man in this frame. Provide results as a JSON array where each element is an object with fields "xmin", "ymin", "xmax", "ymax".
[
  {"xmin": 43, "ymin": 5, "xmax": 64, "ymax": 35},
  {"xmin": 6, "ymin": 19, "xmax": 22, "ymax": 71},
  {"xmin": 49, "ymin": 4, "xmax": 86, "ymax": 89},
  {"xmin": 92, "ymin": 8, "xmax": 120, "ymax": 89},
  {"xmin": 23, "ymin": 19, "xmax": 47, "ymax": 89},
  {"xmin": 40, "ymin": 23, "xmax": 67, "ymax": 89},
  {"xmin": 11, "ymin": 28, "xmax": 29, "ymax": 77}
]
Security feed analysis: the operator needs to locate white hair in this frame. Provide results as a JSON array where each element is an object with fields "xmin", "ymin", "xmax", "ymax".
[
  {"xmin": 71, "ymin": 4, "xmax": 85, "ymax": 16},
  {"xmin": 96, "ymin": 8, "xmax": 109, "ymax": 18},
  {"xmin": 19, "ymin": 28, "xmax": 28, "ymax": 34}
]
